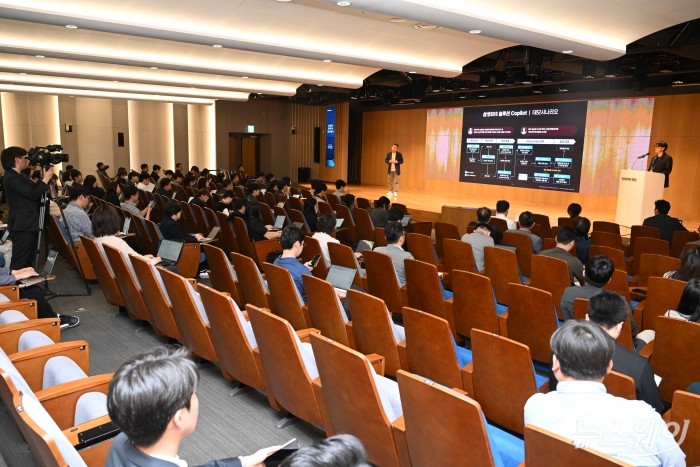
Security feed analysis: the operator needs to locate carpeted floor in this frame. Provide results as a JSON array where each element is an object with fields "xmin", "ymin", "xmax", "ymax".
[{"xmin": 0, "ymin": 249, "xmax": 324, "ymax": 466}]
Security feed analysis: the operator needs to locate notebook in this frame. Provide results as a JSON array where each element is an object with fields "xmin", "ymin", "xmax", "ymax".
[
  {"xmin": 155, "ymin": 239, "xmax": 185, "ymax": 267},
  {"xmin": 401, "ymin": 214, "xmax": 411, "ymax": 226},
  {"xmin": 21, "ymin": 250, "xmax": 58, "ymax": 285},
  {"xmin": 325, "ymin": 265, "xmax": 356, "ymax": 292}
]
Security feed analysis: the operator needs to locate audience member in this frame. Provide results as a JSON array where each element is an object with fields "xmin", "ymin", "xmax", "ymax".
[
  {"xmin": 62, "ymin": 187, "xmax": 93, "ymax": 243},
  {"xmin": 468, "ymin": 207, "xmax": 503, "ymax": 244},
  {"xmin": 228, "ymin": 198, "xmax": 247, "ymax": 222},
  {"xmin": 560, "ymin": 255, "xmax": 613, "ymax": 321},
  {"xmin": 370, "ymin": 196, "xmax": 391, "ymax": 228},
  {"xmin": 586, "ymin": 291, "xmax": 664, "ymax": 413},
  {"xmin": 246, "ymin": 182, "xmax": 261, "ymax": 204},
  {"xmin": 333, "ymin": 179, "xmax": 347, "ymax": 201},
  {"xmin": 573, "ymin": 216, "xmax": 591, "ymax": 263},
  {"xmin": 514, "ymin": 211, "xmax": 542, "ymax": 253},
  {"xmin": 567, "ymin": 203, "xmax": 582, "ymax": 219},
  {"xmin": 495, "ymin": 200, "xmax": 517, "ymax": 230},
  {"xmin": 136, "ymin": 173, "xmax": 155, "ymax": 193},
  {"xmin": 461, "ymin": 222, "xmax": 493, "ymax": 272},
  {"xmin": 524, "ymin": 321, "xmax": 684, "ymax": 466},
  {"xmin": 83, "ymin": 175, "xmax": 106, "ymax": 199},
  {"xmin": 140, "ymin": 163, "xmax": 150, "ymax": 178},
  {"xmin": 273, "ymin": 225, "xmax": 314, "ymax": 303},
  {"xmin": 664, "ymin": 246, "xmax": 700, "ymax": 281},
  {"xmin": 215, "ymin": 190, "xmax": 234, "ymax": 213},
  {"xmin": 539, "ymin": 226, "xmax": 585, "ymax": 285},
  {"xmin": 374, "ymin": 222, "xmax": 413, "ymax": 287},
  {"xmin": 642, "ymin": 199, "xmax": 687, "ymax": 244},
  {"xmin": 280, "ymin": 435, "xmax": 369, "ymax": 467},
  {"xmin": 189, "ymin": 189, "xmax": 210, "ymax": 209},
  {"xmin": 155, "ymin": 178, "xmax": 173, "ymax": 197},
  {"xmin": 302, "ymin": 197, "xmax": 319, "ymax": 232},
  {"xmin": 312, "ymin": 213, "xmax": 340, "ymax": 266},
  {"xmin": 159, "ymin": 202, "xmax": 204, "ymax": 243},
  {"xmin": 92, "ymin": 205, "xmax": 159, "ymax": 266},
  {"xmin": 105, "ymin": 182, "xmax": 122, "ymax": 207},
  {"xmin": 121, "ymin": 185, "xmax": 152, "ymax": 220},
  {"xmin": 113, "ymin": 167, "xmax": 128, "ymax": 184},
  {"xmin": 247, "ymin": 202, "xmax": 281, "ymax": 242},
  {"xmin": 106, "ymin": 346, "xmax": 279, "ymax": 467},
  {"xmin": 150, "ymin": 164, "xmax": 161, "ymax": 183},
  {"xmin": 311, "ymin": 180, "xmax": 327, "ymax": 203},
  {"xmin": 97, "ymin": 162, "xmax": 110, "ymax": 178},
  {"xmin": 387, "ymin": 206, "xmax": 404, "ymax": 223}
]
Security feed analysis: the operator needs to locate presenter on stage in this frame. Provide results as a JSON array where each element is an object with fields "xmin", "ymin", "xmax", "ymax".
[
  {"xmin": 648, "ymin": 140, "xmax": 672, "ymax": 188},
  {"xmin": 385, "ymin": 143, "xmax": 403, "ymax": 198}
]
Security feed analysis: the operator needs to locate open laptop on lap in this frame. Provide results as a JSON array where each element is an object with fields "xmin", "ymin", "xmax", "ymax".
[
  {"xmin": 21, "ymin": 250, "xmax": 58, "ymax": 286},
  {"xmin": 154, "ymin": 239, "xmax": 185, "ymax": 267},
  {"xmin": 325, "ymin": 265, "xmax": 357, "ymax": 295}
]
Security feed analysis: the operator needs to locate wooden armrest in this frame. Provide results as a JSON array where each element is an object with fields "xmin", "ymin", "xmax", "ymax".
[
  {"xmin": 37, "ymin": 373, "xmax": 114, "ymax": 430},
  {"xmin": 366, "ymin": 353, "xmax": 385, "ymax": 376},
  {"xmin": 0, "ymin": 318, "xmax": 60, "ymax": 355},
  {"xmin": 63, "ymin": 414, "xmax": 114, "ymax": 446},
  {"xmin": 391, "ymin": 414, "xmax": 405, "ymax": 431},
  {"xmin": 11, "ymin": 341, "xmax": 90, "ymax": 392},
  {"xmin": 0, "ymin": 300, "xmax": 38, "ymax": 318},
  {"xmin": 638, "ymin": 340, "xmax": 654, "ymax": 359},
  {"xmin": 450, "ymin": 387, "xmax": 469, "ymax": 396},
  {"xmin": 397, "ymin": 340, "xmax": 408, "ymax": 370},
  {"xmin": 0, "ymin": 285, "xmax": 21, "ymax": 301},
  {"xmin": 295, "ymin": 328, "xmax": 321, "ymax": 343},
  {"xmin": 461, "ymin": 363, "xmax": 474, "ymax": 395}
]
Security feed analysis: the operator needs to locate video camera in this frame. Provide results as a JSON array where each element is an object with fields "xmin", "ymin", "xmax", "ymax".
[{"xmin": 28, "ymin": 145, "xmax": 69, "ymax": 169}]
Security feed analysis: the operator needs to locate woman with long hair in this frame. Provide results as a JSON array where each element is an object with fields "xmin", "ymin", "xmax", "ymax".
[
  {"xmin": 105, "ymin": 182, "xmax": 122, "ymax": 207},
  {"xmin": 665, "ymin": 247, "xmax": 700, "ymax": 281}
]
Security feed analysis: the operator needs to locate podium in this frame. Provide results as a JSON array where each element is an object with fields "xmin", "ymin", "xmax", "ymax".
[{"xmin": 615, "ymin": 170, "xmax": 664, "ymax": 227}]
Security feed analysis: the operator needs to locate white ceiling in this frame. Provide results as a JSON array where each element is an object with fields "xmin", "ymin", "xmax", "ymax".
[{"xmin": 0, "ymin": 0, "xmax": 698, "ymax": 103}]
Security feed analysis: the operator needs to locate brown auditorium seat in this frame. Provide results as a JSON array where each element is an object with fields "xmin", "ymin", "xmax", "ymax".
[
  {"xmin": 405, "ymin": 233, "xmax": 441, "ymax": 271},
  {"xmin": 0, "ymin": 318, "xmax": 59, "ymax": 355},
  {"xmin": 530, "ymin": 254, "xmax": 571, "ymax": 320},
  {"xmin": 353, "ymin": 208, "xmax": 375, "ymax": 242},
  {"xmin": 129, "ymin": 255, "xmax": 182, "ymax": 342},
  {"xmin": 230, "ymin": 252, "xmax": 271, "ymax": 309},
  {"xmin": 404, "ymin": 259, "xmax": 456, "ymax": 337},
  {"xmin": 671, "ymin": 230, "xmax": 699, "ymax": 258},
  {"xmin": 298, "ymin": 235, "xmax": 329, "ymax": 280},
  {"xmin": 629, "ymin": 225, "xmax": 661, "ymax": 256},
  {"xmin": 592, "ymin": 221, "xmax": 621, "ymax": 235},
  {"xmin": 80, "ymin": 236, "xmax": 126, "ymax": 309},
  {"xmin": 589, "ymin": 245, "xmax": 626, "ymax": 272},
  {"xmin": 327, "ymin": 242, "xmax": 366, "ymax": 289},
  {"xmin": 302, "ymin": 275, "xmax": 352, "ymax": 347},
  {"xmin": 48, "ymin": 216, "xmax": 97, "ymax": 280},
  {"xmin": 231, "ymin": 216, "xmax": 258, "ymax": 262},
  {"xmin": 451, "ymin": 270, "xmax": 506, "ymax": 338},
  {"xmin": 557, "ymin": 217, "xmax": 574, "ymax": 228},
  {"xmin": 590, "ymin": 231, "xmax": 625, "ymax": 251},
  {"xmin": 402, "ymin": 306, "xmax": 472, "ymax": 393},
  {"xmin": 434, "ymin": 221, "xmax": 460, "ymax": 260},
  {"xmin": 603, "ymin": 370, "xmax": 636, "ymax": 400},
  {"xmin": 252, "ymin": 239, "xmax": 282, "ymax": 269},
  {"xmin": 505, "ymin": 284, "xmax": 558, "ymax": 363},
  {"xmin": 102, "ymin": 245, "xmax": 152, "ymax": 323},
  {"xmin": 502, "ymin": 231, "xmax": 534, "ymax": 278},
  {"xmin": 262, "ymin": 262, "xmax": 311, "ymax": 330},
  {"xmin": 391, "ymin": 203, "xmax": 408, "ymax": 214},
  {"xmin": 356, "ymin": 197, "xmax": 371, "ymax": 210},
  {"xmin": 373, "ymin": 227, "xmax": 388, "ymax": 247},
  {"xmin": 630, "ymin": 253, "xmax": 680, "ymax": 287},
  {"xmin": 362, "ymin": 250, "xmax": 406, "ymax": 316},
  {"xmin": 287, "ymin": 209, "xmax": 311, "ymax": 235},
  {"xmin": 639, "ymin": 276, "xmax": 686, "ymax": 331},
  {"xmin": 347, "ymin": 290, "xmax": 407, "ymax": 377},
  {"xmin": 215, "ymin": 212, "xmax": 240, "ymax": 255},
  {"xmin": 310, "ymin": 334, "xmax": 409, "ymax": 467},
  {"xmin": 333, "ymin": 204, "xmax": 357, "ymax": 245},
  {"xmin": 628, "ymin": 238, "xmax": 670, "ymax": 276},
  {"xmin": 483, "ymin": 246, "xmax": 523, "ymax": 307},
  {"xmin": 397, "ymin": 369, "xmax": 524, "ymax": 467},
  {"xmin": 531, "ymin": 213, "xmax": 552, "ymax": 238},
  {"xmin": 643, "ymin": 317, "xmax": 700, "ymax": 401},
  {"xmin": 469, "ymin": 329, "xmax": 548, "ymax": 434},
  {"xmin": 663, "ymin": 390, "xmax": 700, "ymax": 465},
  {"xmin": 443, "ymin": 238, "xmax": 477, "ymax": 277},
  {"xmin": 158, "ymin": 268, "xmax": 218, "ymax": 363},
  {"xmin": 178, "ymin": 241, "xmax": 202, "ymax": 279},
  {"xmin": 408, "ymin": 221, "xmax": 432, "ymax": 237},
  {"xmin": 202, "ymin": 244, "xmax": 243, "ymax": 308},
  {"xmin": 489, "ymin": 216, "xmax": 508, "ymax": 234},
  {"xmin": 178, "ymin": 201, "xmax": 198, "ymax": 233},
  {"xmin": 524, "ymin": 425, "xmax": 632, "ymax": 467},
  {"xmin": 246, "ymin": 305, "xmax": 328, "ymax": 429}
]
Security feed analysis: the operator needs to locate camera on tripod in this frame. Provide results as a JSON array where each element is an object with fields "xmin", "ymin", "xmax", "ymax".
[{"xmin": 28, "ymin": 145, "xmax": 69, "ymax": 169}]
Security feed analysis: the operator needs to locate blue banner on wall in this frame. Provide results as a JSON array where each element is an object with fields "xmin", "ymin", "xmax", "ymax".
[{"xmin": 325, "ymin": 107, "xmax": 336, "ymax": 168}]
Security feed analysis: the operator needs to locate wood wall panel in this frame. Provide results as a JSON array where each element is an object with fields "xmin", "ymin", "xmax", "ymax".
[
  {"xmin": 127, "ymin": 101, "xmax": 174, "ymax": 171},
  {"xmin": 112, "ymin": 100, "xmax": 130, "ymax": 171},
  {"xmin": 0, "ymin": 93, "xmax": 60, "ymax": 149},
  {"xmin": 173, "ymin": 103, "xmax": 188, "ymax": 169},
  {"xmin": 57, "ymin": 96, "xmax": 78, "ymax": 168},
  {"xmin": 74, "ymin": 97, "xmax": 115, "ymax": 176}
]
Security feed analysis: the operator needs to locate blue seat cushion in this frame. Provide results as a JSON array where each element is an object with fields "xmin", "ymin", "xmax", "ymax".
[
  {"xmin": 495, "ymin": 303, "xmax": 508, "ymax": 316},
  {"xmin": 486, "ymin": 420, "xmax": 525, "ymax": 467}
]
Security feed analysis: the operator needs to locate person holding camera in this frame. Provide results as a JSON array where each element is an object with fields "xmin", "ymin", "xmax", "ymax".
[{"xmin": 1, "ymin": 146, "xmax": 54, "ymax": 269}]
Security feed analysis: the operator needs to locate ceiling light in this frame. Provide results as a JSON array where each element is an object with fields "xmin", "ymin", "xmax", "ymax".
[
  {"xmin": 212, "ymin": 44, "xmax": 223, "ymax": 48},
  {"xmin": 323, "ymin": 59, "xmax": 332, "ymax": 63},
  {"xmin": 469, "ymin": 29, "xmax": 482, "ymax": 34},
  {"xmin": 0, "ymin": 84, "xmax": 215, "ymax": 105},
  {"xmin": 317, "ymin": 84, "xmax": 324, "ymax": 86},
  {"xmin": 477, "ymin": 92, "xmax": 486, "ymax": 98},
  {"xmin": 65, "ymin": 25, "xmax": 78, "ymax": 29},
  {"xmin": 415, "ymin": 24, "xmax": 440, "ymax": 30},
  {"xmin": 241, "ymin": 76, "xmax": 249, "ymax": 79},
  {"xmin": 19, "ymin": 72, "xmax": 26, "ymax": 75},
  {"xmin": 558, "ymin": 86, "xmax": 568, "ymax": 92},
  {"xmin": 35, "ymin": 55, "xmax": 45, "ymax": 58},
  {"xmin": 562, "ymin": 50, "xmax": 573, "ymax": 54},
  {"xmin": 275, "ymin": 0, "xmax": 294, "ymax": 2},
  {"xmin": 389, "ymin": 18, "xmax": 406, "ymax": 23},
  {"xmin": 672, "ymin": 80, "xmax": 684, "ymax": 85},
  {"xmin": 149, "ymin": 66, "xmax": 158, "ymax": 70},
  {"xmin": 337, "ymin": 1, "xmax": 351, "ymax": 6},
  {"xmin": 408, "ymin": 71, "xmax": 416, "ymax": 74},
  {"xmin": 532, "ymin": 87, "xmax": 543, "ymax": 94}
]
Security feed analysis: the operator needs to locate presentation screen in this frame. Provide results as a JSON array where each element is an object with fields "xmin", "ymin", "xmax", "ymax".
[{"xmin": 459, "ymin": 101, "xmax": 588, "ymax": 192}]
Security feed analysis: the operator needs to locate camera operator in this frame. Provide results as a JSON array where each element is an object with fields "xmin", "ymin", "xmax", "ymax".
[{"xmin": 1, "ymin": 146, "xmax": 53, "ymax": 270}]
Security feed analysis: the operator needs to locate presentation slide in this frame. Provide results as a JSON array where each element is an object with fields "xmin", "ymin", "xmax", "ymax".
[{"xmin": 459, "ymin": 101, "xmax": 588, "ymax": 192}]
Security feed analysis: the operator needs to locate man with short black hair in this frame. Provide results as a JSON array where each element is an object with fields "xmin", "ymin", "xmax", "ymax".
[
  {"xmin": 370, "ymin": 196, "xmax": 391, "ymax": 229},
  {"xmin": 333, "ymin": 179, "xmax": 347, "ymax": 201},
  {"xmin": 280, "ymin": 435, "xmax": 369, "ymax": 467},
  {"xmin": 107, "ymin": 346, "xmax": 278, "ymax": 466},
  {"xmin": 539, "ymin": 226, "xmax": 585, "ymax": 285},
  {"xmin": 495, "ymin": 200, "xmax": 516, "ymax": 230},
  {"xmin": 643, "ymin": 199, "xmax": 687, "ymax": 244},
  {"xmin": 62, "ymin": 187, "xmax": 93, "ymax": 243},
  {"xmin": 461, "ymin": 222, "xmax": 493, "ymax": 272},
  {"xmin": 468, "ymin": 207, "xmax": 502, "ymax": 244},
  {"xmin": 514, "ymin": 211, "xmax": 542, "ymax": 253},
  {"xmin": 374, "ymin": 222, "xmax": 414, "ymax": 287},
  {"xmin": 121, "ymin": 185, "xmax": 152, "ymax": 220},
  {"xmin": 587, "ymin": 291, "xmax": 664, "ymax": 413},
  {"xmin": 150, "ymin": 164, "xmax": 161, "ymax": 183},
  {"xmin": 560, "ymin": 255, "xmax": 614, "ymax": 321},
  {"xmin": 97, "ymin": 162, "xmax": 110, "ymax": 178},
  {"xmin": 524, "ymin": 321, "xmax": 684, "ymax": 466},
  {"xmin": 137, "ymin": 173, "xmax": 155, "ymax": 193},
  {"xmin": 155, "ymin": 178, "xmax": 172, "ymax": 197},
  {"xmin": 273, "ymin": 225, "xmax": 314, "ymax": 303}
]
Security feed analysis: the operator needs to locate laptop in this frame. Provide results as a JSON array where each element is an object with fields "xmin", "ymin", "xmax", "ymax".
[
  {"xmin": 401, "ymin": 214, "xmax": 411, "ymax": 226},
  {"xmin": 268, "ymin": 215, "xmax": 286, "ymax": 231},
  {"xmin": 116, "ymin": 217, "xmax": 131, "ymax": 238},
  {"xmin": 0, "ymin": 230, "xmax": 9, "ymax": 245},
  {"xmin": 21, "ymin": 250, "xmax": 58, "ymax": 286},
  {"xmin": 154, "ymin": 239, "xmax": 185, "ymax": 267},
  {"xmin": 335, "ymin": 218, "xmax": 344, "ymax": 229},
  {"xmin": 292, "ymin": 222, "xmax": 304, "ymax": 229},
  {"xmin": 199, "ymin": 226, "xmax": 221, "ymax": 243},
  {"xmin": 355, "ymin": 239, "xmax": 374, "ymax": 254},
  {"xmin": 325, "ymin": 265, "xmax": 357, "ymax": 293}
]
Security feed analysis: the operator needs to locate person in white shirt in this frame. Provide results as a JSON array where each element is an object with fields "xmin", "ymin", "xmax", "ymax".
[
  {"xmin": 524, "ymin": 321, "xmax": 685, "ymax": 467},
  {"xmin": 91, "ymin": 205, "xmax": 160, "ymax": 266},
  {"xmin": 312, "ymin": 213, "xmax": 362, "ymax": 267},
  {"xmin": 495, "ymin": 200, "xmax": 517, "ymax": 230},
  {"xmin": 136, "ymin": 173, "xmax": 155, "ymax": 193}
]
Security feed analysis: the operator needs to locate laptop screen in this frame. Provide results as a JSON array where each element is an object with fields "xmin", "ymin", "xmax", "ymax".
[
  {"xmin": 355, "ymin": 240, "xmax": 374, "ymax": 254},
  {"xmin": 43, "ymin": 250, "xmax": 58, "ymax": 275},
  {"xmin": 335, "ymin": 218, "xmax": 344, "ymax": 229},
  {"xmin": 325, "ymin": 265, "xmax": 356, "ymax": 291},
  {"xmin": 274, "ymin": 215, "xmax": 285, "ymax": 229},
  {"xmin": 401, "ymin": 214, "xmax": 411, "ymax": 226},
  {"xmin": 122, "ymin": 217, "xmax": 131, "ymax": 234},
  {"xmin": 157, "ymin": 239, "xmax": 184, "ymax": 263}
]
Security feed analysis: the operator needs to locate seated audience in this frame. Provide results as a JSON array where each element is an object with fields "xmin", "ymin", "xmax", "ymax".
[
  {"xmin": 189, "ymin": 189, "xmax": 210, "ymax": 209},
  {"xmin": 136, "ymin": 173, "xmax": 155, "ymax": 193},
  {"xmin": 312, "ymin": 213, "xmax": 340, "ymax": 266},
  {"xmin": 246, "ymin": 182, "xmax": 261, "ymax": 204},
  {"xmin": 567, "ymin": 202, "xmax": 582, "ymax": 219},
  {"xmin": 468, "ymin": 207, "xmax": 503, "ymax": 244},
  {"xmin": 215, "ymin": 190, "xmax": 234, "ymax": 214},
  {"xmin": 370, "ymin": 196, "xmax": 391, "ymax": 229},
  {"xmin": 113, "ymin": 167, "xmax": 128, "ymax": 184},
  {"xmin": 539, "ymin": 226, "xmax": 585, "ymax": 285},
  {"xmin": 514, "ymin": 211, "xmax": 542, "ymax": 253},
  {"xmin": 228, "ymin": 198, "xmax": 247, "ymax": 222},
  {"xmin": 139, "ymin": 163, "xmax": 149, "ymax": 178},
  {"xmin": 155, "ymin": 178, "xmax": 173, "ymax": 198},
  {"xmin": 159, "ymin": 202, "xmax": 204, "ymax": 243},
  {"xmin": 280, "ymin": 435, "xmax": 369, "ymax": 467},
  {"xmin": 461, "ymin": 222, "xmax": 493, "ymax": 272},
  {"xmin": 664, "ymin": 246, "xmax": 700, "ymax": 281},
  {"xmin": 150, "ymin": 164, "xmax": 161, "ymax": 183},
  {"xmin": 374, "ymin": 222, "xmax": 413, "ymax": 287},
  {"xmin": 311, "ymin": 180, "xmax": 327, "ymax": 203},
  {"xmin": 524, "ymin": 321, "xmax": 684, "ymax": 466},
  {"xmin": 105, "ymin": 182, "xmax": 122, "ymax": 207},
  {"xmin": 83, "ymin": 175, "xmax": 106, "ymax": 199},
  {"xmin": 106, "ymin": 346, "xmax": 279, "ymax": 467},
  {"xmin": 273, "ymin": 225, "xmax": 314, "ymax": 303},
  {"xmin": 121, "ymin": 185, "xmax": 152, "ymax": 220},
  {"xmin": 302, "ymin": 197, "xmax": 319, "ymax": 232},
  {"xmin": 97, "ymin": 162, "xmax": 110, "ymax": 178},
  {"xmin": 573, "ymin": 216, "xmax": 591, "ymax": 263},
  {"xmin": 247, "ymin": 202, "xmax": 281, "ymax": 242},
  {"xmin": 92, "ymin": 205, "xmax": 159, "ymax": 266},
  {"xmin": 62, "ymin": 187, "xmax": 93, "ymax": 243},
  {"xmin": 637, "ymin": 278, "xmax": 700, "ymax": 345},
  {"xmin": 495, "ymin": 199, "xmax": 517, "ymax": 230},
  {"xmin": 333, "ymin": 179, "xmax": 347, "ymax": 201},
  {"xmin": 643, "ymin": 199, "xmax": 688, "ymax": 244},
  {"xmin": 387, "ymin": 206, "xmax": 403, "ymax": 224},
  {"xmin": 127, "ymin": 171, "xmax": 140, "ymax": 188},
  {"xmin": 586, "ymin": 291, "xmax": 664, "ymax": 413}
]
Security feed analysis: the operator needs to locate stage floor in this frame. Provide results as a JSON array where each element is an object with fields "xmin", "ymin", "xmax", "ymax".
[{"xmin": 341, "ymin": 184, "xmax": 700, "ymax": 235}]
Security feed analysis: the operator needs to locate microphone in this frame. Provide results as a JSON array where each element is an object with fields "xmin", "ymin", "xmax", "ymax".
[{"xmin": 637, "ymin": 152, "xmax": 650, "ymax": 159}]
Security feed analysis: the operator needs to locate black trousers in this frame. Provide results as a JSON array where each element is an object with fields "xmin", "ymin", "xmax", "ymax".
[
  {"xmin": 10, "ymin": 230, "xmax": 39, "ymax": 270},
  {"xmin": 19, "ymin": 284, "xmax": 56, "ymax": 319}
]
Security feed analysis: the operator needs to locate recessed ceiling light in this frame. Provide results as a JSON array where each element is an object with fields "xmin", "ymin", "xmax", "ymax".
[
  {"xmin": 112, "ymin": 80, "xmax": 120, "ymax": 82},
  {"xmin": 408, "ymin": 71, "xmax": 417, "ymax": 74},
  {"xmin": 149, "ymin": 66, "xmax": 158, "ymax": 70},
  {"xmin": 415, "ymin": 24, "xmax": 440, "ymax": 30},
  {"xmin": 672, "ymin": 80, "xmax": 684, "ymax": 85},
  {"xmin": 389, "ymin": 18, "xmax": 406, "ymax": 23},
  {"xmin": 323, "ymin": 59, "xmax": 332, "ymax": 63},
  {"xmin": 275, "ymin": 0, "xmax": 293, "ymax": 2},
  {"xmin": 337, "ymin": 1, "xmax": 351, "ymax": 6},
  {"xmin": 65, "ymin": 24, "xmax": 78, "ymax": 29},
  {"xmin": 562, "ymin": 50, "xmax": 573, "ymax": 54},
  {"xmin": 212, "ymin": 44, "xmax": 223, "ymax": 48},
  {"xmin": 35, "ymin": 55, "xmax": 45, "ymax": 58},
  {"xmin": 317, "ymin": 84, "xmax": 324, "ymax": 86},
  {"xmin": 241, "ymin": 76, "xmax": 249, "ymax": 79},
  {"xmin": 469, "ymin": 29, "xmax": 482, "ymax": 34}
]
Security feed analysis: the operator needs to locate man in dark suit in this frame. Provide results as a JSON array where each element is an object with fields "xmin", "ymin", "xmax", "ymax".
[
  {"xmin": 384, "ymin": 143, "xmax": 403, "ymax": 198},
  {"xmin": 642, "ymin": 199, "xmax": 687, "ymax": 244},
  {"xmin": 106, "ymin": 346, "xmax": 279, "ymax": 466},
  {"xmin": 587, "ymin": 291, "xmax": 665, "ymax": 414},
  {"xmin": 648, "ymin": 140, "xmax": 673, "ymax": 188},
  {"xmin": 1, "ymin": 146, "xmax": 54, "ymax": 269}
]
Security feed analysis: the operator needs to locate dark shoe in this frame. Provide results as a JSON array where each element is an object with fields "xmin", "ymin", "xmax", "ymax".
[{"xmin": 59, "ymin": 314, "xmax": 80, "ymax": 329}]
